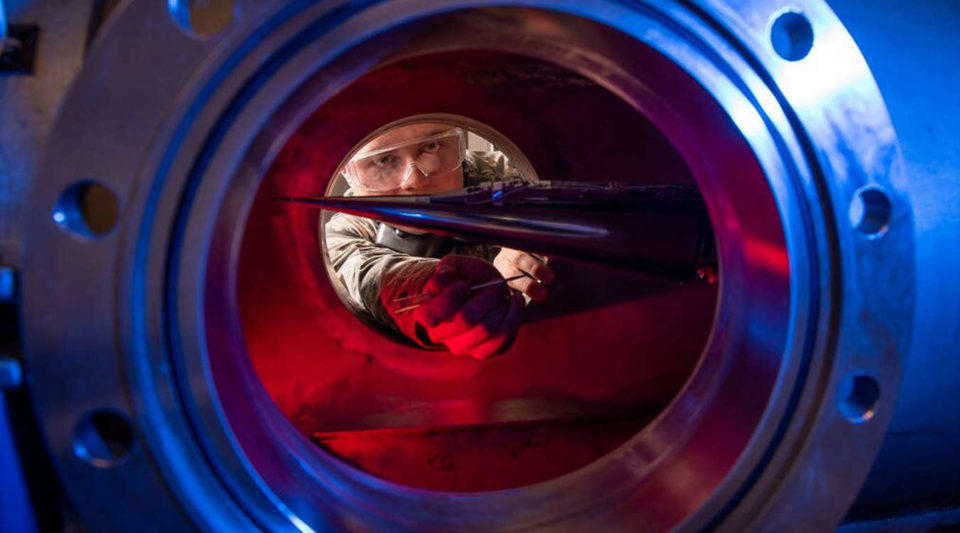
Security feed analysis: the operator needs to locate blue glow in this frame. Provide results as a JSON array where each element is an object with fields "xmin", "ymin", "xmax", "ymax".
[
  {"xmin": 289, "ymin": 514, "xmax": 315, "ymax": 533},
  {"xmin": 0, "ymin": 394, "xmax": 38, "ymax": 533},
  {"xmin": 52, "ymin": 211, "xmax": 66, "ymax": 224}
]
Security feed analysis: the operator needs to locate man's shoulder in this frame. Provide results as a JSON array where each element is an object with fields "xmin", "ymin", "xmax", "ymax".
[{"xmin": 464, "ymin": 151, "xmax": 523, "ymax": 185}]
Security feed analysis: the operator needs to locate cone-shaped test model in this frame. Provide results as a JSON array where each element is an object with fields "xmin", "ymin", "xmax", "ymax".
[{"xmin": 281, "ymin": 181, "xmax": 715, "ymax": 281}]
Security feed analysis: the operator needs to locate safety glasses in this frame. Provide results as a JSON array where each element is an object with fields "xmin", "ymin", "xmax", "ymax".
[{"xmin": 344, "ymin": 127, "xmax": 466, "ymax": 192}]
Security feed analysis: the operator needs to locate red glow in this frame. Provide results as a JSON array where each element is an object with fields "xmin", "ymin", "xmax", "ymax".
[
  {"xmin": 236, "ymin": 52, "xmax": 718, "ymax": 491},
  {"xmin": 743, "ymin": 236, "xmax": 790, "ymax": 278}
]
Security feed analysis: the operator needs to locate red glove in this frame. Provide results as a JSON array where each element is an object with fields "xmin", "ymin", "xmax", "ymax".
[{"xmin": 382, "ymin": 255, "xmax": 525, "ymax": 360}]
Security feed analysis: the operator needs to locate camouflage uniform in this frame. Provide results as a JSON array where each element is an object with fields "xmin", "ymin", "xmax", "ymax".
[{"xmin": 323, "ymin": 151, "xmax": 522, "ymax": 343}]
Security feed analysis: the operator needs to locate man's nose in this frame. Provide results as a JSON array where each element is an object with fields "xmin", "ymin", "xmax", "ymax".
[{"xmin": 400, "ymin": 164, "xmax": 430, "ymax": 192}]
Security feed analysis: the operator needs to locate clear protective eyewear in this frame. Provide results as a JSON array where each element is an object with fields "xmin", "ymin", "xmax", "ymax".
[{"xmin": 344, "ymin": 127, "xmax": 466, "ymax": 192}]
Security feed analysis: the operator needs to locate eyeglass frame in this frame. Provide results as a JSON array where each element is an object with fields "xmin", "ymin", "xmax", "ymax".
[{"xmin": 342, "ymin": 127, "xmax": 467, "ymax": 191}]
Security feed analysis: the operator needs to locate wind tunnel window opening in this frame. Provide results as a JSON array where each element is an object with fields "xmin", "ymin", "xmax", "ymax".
[
  {"xmin": 320, "ymin": 117, "xmax": 538, "ymax": 341},
  {"xmin": 237, "ymin": 47, "xmax": 725, "ymax": 493}
]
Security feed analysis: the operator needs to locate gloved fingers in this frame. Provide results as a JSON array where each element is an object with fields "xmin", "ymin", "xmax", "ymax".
[
  {"xmin": 420, "ymin": 254, "xmax": 503, "ymax": 299},
  {"xmin": 442, "ymin": 299, "xmax": 510, "ymax": 355},
  {"xmin": 514, "ymin": 253, "xmax": 555, "ymax": 285},
  {"xmin": 412, "ymin": 281, "xmax": 470, "ymax": 327},
  {"xmin": 451, "ymin": 292, "xmax": 526, "ymax": 360},
  {"xmin": 507, "ymin": 275, "xmax": 548, "ymax": 302},
  {"xmin": 421, "ymin": 267, "xmax": 463, "ymax": 296},
  {"xmin": 422, "ymin": 285, "xmax": 510, "ymax": 341}
]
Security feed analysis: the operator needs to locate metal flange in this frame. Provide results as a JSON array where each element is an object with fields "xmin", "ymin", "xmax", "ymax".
[{"xmin": 21, "ymin": 0, "xmax": 911, "ymax": 531}]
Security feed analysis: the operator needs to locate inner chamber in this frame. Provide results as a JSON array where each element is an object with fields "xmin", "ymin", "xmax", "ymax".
[{"xmin": 237, "ymin": 50, "xmax": 718, "ymax": 492}]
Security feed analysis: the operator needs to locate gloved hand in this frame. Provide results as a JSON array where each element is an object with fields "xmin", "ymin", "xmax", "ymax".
[
  {"xmin": 493, "ymin": 248, "xmax": 555, "ymax": 302},
  {"xmin": 382, "ymin": 254, "xmax": 525, "ymax": 360}
]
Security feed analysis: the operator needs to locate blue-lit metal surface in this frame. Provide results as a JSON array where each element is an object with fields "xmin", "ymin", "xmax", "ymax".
[
  {"xmin": 826, "ymin": 0, "xmax": 960, "ymax": 518},
  {"xmin": 839, "ymin": 508, "xmax": 960, "ymax": 533},
  {"xmin": 2, "ymin": 0, "xmax": 954, "ymax": 531},
  {"xmin": 0, "ymin": 0, "xmax": 94, "ymax": 265},
  {"xmin": 0, "ymin": 393, "xmax": 38, "ymax": 533},
  {"xmin": 1, "ymin": 1, "xmax": 7, "ymax": 42}
]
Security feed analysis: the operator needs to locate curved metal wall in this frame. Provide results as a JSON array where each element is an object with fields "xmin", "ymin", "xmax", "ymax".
[{"xmin": 829, "ymin": 0, "xmax": 960, "ymax": 511}]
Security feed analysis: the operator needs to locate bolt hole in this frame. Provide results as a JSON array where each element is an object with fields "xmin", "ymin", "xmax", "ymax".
[
  {"xmin": 53, "ymin": 181, "xmax": 119, "ymax": 237},
  {"xmin": 73, "ymin": 409, "xmax": 135, "ymax": 467},
  {"xmin": 849, "ymin": 187, "xmax": 892, "ymax": 236},
  {"xmin": 839, "ymin": 374, "xmax": 881, "ymax": 423},
  {"xmin": 169, "ymin": 0, "xmax": 235, "ymax": 37},
  {"xmin": 771, "ymin": 11, "xmax": 814, "ymax": 61}
]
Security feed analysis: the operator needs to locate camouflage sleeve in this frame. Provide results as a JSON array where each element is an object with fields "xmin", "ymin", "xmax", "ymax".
[
  {"xmin": 323, "ymin": 212, "xmax": 440, "ymax": 341},
  {"xmin": 463, "ymin": 151, "xmax": 524, "ymax": 185}
]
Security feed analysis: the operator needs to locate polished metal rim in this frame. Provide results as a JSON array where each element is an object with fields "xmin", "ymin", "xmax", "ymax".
[{"xmin": 22, "ymin": 0, "xmax": 912, "ymax": 531}]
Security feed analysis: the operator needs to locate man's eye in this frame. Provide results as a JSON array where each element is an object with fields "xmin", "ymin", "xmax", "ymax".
[
  {"xmin": 369, "ymin": 154, "xmax": 398, "ymax": 168},
  {"xmin": 421, "ymin": 141, "xmax": 441, "ymax": 154}
]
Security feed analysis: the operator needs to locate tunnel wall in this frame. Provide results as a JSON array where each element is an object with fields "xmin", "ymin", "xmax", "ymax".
[{"xmin": 236, "ymin": 52, "xmax": 718, "ymax": 490}]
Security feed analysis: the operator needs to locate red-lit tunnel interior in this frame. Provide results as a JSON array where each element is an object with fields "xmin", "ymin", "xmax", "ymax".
[{"xmin": 237, "ymin": 51, "xmax": 719, "ymax": 492}]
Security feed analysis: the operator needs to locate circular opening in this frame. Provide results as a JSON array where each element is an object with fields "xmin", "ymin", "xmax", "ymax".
[
  {"xmin": 239, "ymin": 52, "xmax": 720, "ymax": 492},
  {"xmin": 839, "ymin": 374, "xmax": 881, "ymax": 423},
  {"xmin": 321, "ymin": 115, "xmax": 543, "ymax": 342},
  {"xmin": 199, "ymin": 6, "xmax": 794, "ymax": 527},
  {"xmin": 770, "ymin": 11, "xmax": 814, "ymax": 61},
  {"xmin": 168, "ymin": 0, "xmax": 234, "ymax": 37},
  {"xmin": 72, "ymin": 409, "xmax": 135, "ymax": 467},
  {"xmin": 53, "ymin": 180, "xmax": 119, "ymax": 237},
  {"xmin": 849, "ymin": 186, "xmax": 892, "ymax": 236}
]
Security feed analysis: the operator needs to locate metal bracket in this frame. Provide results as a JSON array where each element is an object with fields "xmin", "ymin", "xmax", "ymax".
[{"xmin": 1, "ymin": 24, "xmax": 39, "ymax": 74}]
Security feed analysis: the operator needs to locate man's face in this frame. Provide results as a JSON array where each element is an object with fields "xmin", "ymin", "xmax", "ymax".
[{"xmin": 349, "ymin": 123, "xmax": 465, "ymax": 196}]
